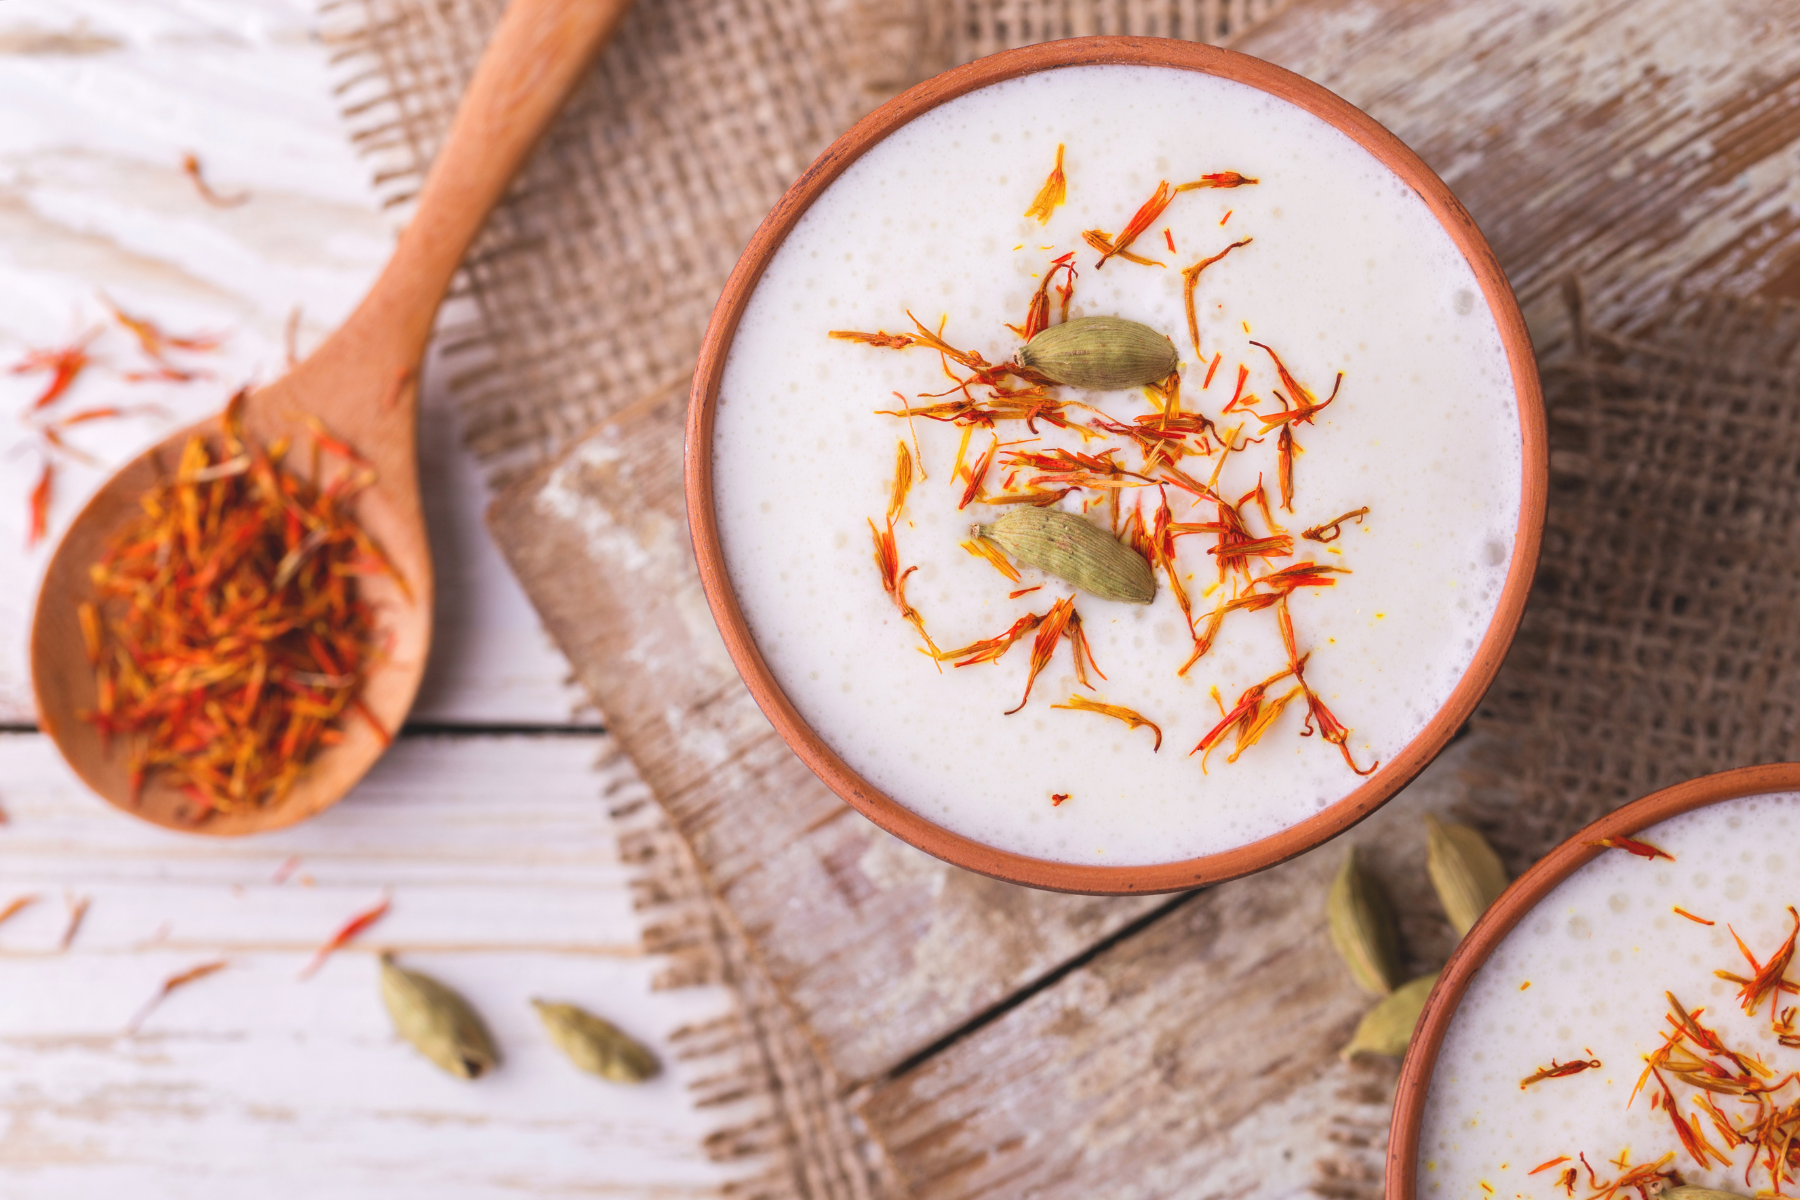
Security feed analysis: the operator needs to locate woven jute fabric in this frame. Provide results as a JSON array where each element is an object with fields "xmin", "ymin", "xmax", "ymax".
[
  {"xmin": 1467, "ymin": 282, "xmax": 1800, "ymax": 865},
  {"xmin": 319, "ymin": 2, "xmax": 1288, "ymax": 1195}
]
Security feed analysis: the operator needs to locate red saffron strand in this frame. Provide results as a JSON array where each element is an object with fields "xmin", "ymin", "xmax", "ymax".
[
  {"xmin": 1673, "ymin": 906, "xmax": 1715, "ymax": 926},
  {"xmin": 125, "ymin": 959, "xmax": 228, "ymax": 1034},
  {"xmin": 297, "ymin": 893, "xmax": 391, "ymax": 980},
  {"xmin": 1591, "ymin": 835, "xmax": 1675, "ymax": 862},
  {"xmin": 1520, "ymin": 1057, "xmax": 1602, "ymax": 1089}
]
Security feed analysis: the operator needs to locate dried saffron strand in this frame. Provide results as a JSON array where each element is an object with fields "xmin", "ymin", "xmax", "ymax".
[
  {"xmin": 1527, "ymin": 1156, "xmax": 1571, "ymax": 1175},
  {"xmin": 1174, "ymin": 171, "xmax": 1258, "ymax": 191},
  {"xmin": 1249, "ymin": 339, "xmax": 1343, "ymax": 428},
  {"xmin": 1302, "ymin": 507, "xmax": 1370, "ymax": 543},
  {"xmin": 102, "ymin": 294, "xmax": 225, "ymax": 362},
  {"xmin": 961, "ymin": 537, "xmax": 1022, "ymax": 582},
  {"xmin": 1088, "ymin": 179, "xmax": 1174, "ymax": 269},
  {"xmin": 0, "ymin": 894, "xmax": 39, "ymax": 928},
  {"xmin": 1591, "ymin": 835, "xmax": 1676, "ymax": 862},
  {"xmin": 1005, "ymin": 596, "xmax": 1075, "ymax": 714},
  {"xmin": 1520, "ymin": 1057, "xmax": 1602, "ymax": 1089},
  {"xmin": 888, "ymin": 440, "xmax": 913, "ymax": 524},
  {"xmin": 939, "ymin": 612, "xmax": 1045, "ymax": 667},
  {"xmin": 1202, "ymin": 352, "xmax": 1222, "ymax": 389},
  {"xmin": 1065, "ymin": 609, "xmax": 1105, "ymax": 688},
  {"xmin": 961, "ymin": 436, "xmax": 999, "ymax": 509},
  {"xmin": 1674, "ymin": 906, "xmax": 1715, "ymax": 926},
  {"xmin": 124, "ymin": 959, "xmax": 228, "ymax": 1034},
  {"xmin": 1051, "ymin": 695, "xmax": 1161, "ymax": 750},
  {"xmin": 1180, "ymin": 236, "xmax": 1253, "ymax": 358},
  {"xmin": 1191, "ymin": 664, "xmax": 1296, "ymax": 770},
  {"xmin": 1276, "ymin": 427, "xmax": 1296, "ymax": 512},
  {"xmin": 1163, "ymin": 228, "xmax": 1177, "ymax": 253},
  {"xmin": 59, "ymin": 893, "xmax": 90, "ymax": 952},
  {"xmin": 79, "ymin": 401, "xmax": 400, "ymax": 813},
  {"xmin": 1080, "ymin": 228, "xmax": 1163, "ymax": 269},
  {"xmin": 1050, "ymin": 792, "xmax": 1070, "ymax": 806},
  {"xmin": 1718, "ymin": 906, "xmax": 1800, "ymax": 1019},
  {"xmin": 1006, "ymin": 252, "xmax": 1078, "ymax": 341},
  {"xmin": 9, "ymin": 332, "xmax": 96, "ymax": 410},
  {"xmin": 1024, "ymin": 144, "xmax": 1067, "ymax": 224},
  {"xmin": 27, "ymin": 460, "xmax": 52, "ymax": 547},
  {"xmin": 180, "ymin": 152, "xmax": 249, "ymax": 208},
  {"xmin": 297, "ymin": 893, "xmax": 391, "ymax": 980}
]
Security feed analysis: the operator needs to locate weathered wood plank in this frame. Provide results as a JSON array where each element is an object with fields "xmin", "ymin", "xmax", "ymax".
[
  {"xmin": 489, "ymin": 384, "xmax": 1163, "ymax": 1087},
  {"xmin": 858, "ymin": 737, "xmax": 1471, "ymax": 1199},
  {"xmin": 0, "ymin": 731, "xmax": 745, "ymax": 1198}
]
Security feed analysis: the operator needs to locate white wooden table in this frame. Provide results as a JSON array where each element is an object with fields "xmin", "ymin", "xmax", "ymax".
[{"xmin": 0, "ymin": 2, "xmax": 740, "ymax": 1193}]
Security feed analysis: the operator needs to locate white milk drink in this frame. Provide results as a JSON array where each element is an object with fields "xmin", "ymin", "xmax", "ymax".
[
  {"xmin": 712, "ymin": 64, "xmax": 1522, "ymax": 866},
  {"xmin": 1419, "ymin": 791, "xmax": 1800, "ymax": 1198}
]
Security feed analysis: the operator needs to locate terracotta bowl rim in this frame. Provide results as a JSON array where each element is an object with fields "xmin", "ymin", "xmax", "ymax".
[
  {"xmin": 1386, "ymin": 761, "xmax": 1800, "ymax": 1197},
  {"xmin": 684, "ymin": 35, "xmax": 1549, "ymax": 896}
]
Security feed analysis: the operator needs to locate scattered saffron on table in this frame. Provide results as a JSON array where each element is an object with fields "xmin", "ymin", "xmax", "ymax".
[
  {"xmin": 180, "ymin": 152, "xmax": 250, "ymax": 208},
  {"xmin": 59, "ymin": 893, "xmax": 90, "ymax": 952},
  {"xmin": 0, "ymin": 894, "xmax": 39, "ymax": 928},
  {"xmin": 8, "ymin": 332, "xmax": 96, "ymax": 410},
  {"xmin": 125, "ymin": 959, "xmax": 228, "ymax": 1034},
  {"xmin": 298, "ymin": 893, "xmax": 391, "ymax": 980}
]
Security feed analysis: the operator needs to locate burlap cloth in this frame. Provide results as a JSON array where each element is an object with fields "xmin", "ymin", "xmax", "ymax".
[
  {"xmin": 318, "ymin": 0, "xmax": 1800, "ymax": 1193},
  {"xmin": 319, "ymin": 2, "xmax": 1291, "ymax": 1195}
]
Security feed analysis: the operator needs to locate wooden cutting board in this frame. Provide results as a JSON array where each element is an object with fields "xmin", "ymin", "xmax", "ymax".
[{"xmin": 489, "ymin": 0, "xmax": 1800, "ymax": 1192}]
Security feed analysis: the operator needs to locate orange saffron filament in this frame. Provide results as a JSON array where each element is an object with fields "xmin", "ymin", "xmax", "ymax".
[
  {"xmin": 298, "ymin": 894, "xmax": 391, "ymax": 980},
  {"xmin": 1520, "ymin": 1057, "xmax": 1602, "ymax": 1089},
  {"xmin": 1590, "ymin": 835, "xmax": 1675, "ymax": 862},
  {"xmin": 1024, "ymin": 144, "xmax": 1066, "ymax": 224},
  {"xmin": 1051, "ymin": 695, "xmax": 1162, "ymax": 751}
]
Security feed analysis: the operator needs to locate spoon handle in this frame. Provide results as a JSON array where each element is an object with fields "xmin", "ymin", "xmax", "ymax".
[{"xmin": 349, "ymin": 0, "xmax": 635, "ymax": 360}]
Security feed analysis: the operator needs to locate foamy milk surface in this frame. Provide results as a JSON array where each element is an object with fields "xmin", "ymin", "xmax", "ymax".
[
  {"xmin": 712, "ymin": 65, "xmax": 1522, "ymax": 865},
  {"xmin": 1420, "ymin": 792, "xmax": 1800, "ymax": 1196}
]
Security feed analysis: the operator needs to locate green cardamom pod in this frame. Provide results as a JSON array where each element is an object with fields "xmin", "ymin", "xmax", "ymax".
[
  {"xmin": 1425, "ymin": 813, "xmax": 1509, "ymax": 937},
  {"xmin": 1327, "ymin": 847, "xmax": 1401, "ymax": 996},
  {"xmin": 532, "ymin": 999, "xmax": 659, "ymax": 1083},
  {"xmin": 1018, "ymin": 316, "xmax": 1178, "ymax": 390},
  {"xmin": 974, "ymin": 507, "xmax": 1155, "ymax": 605},
  {"xmin": 1340, "ymin": 971, "xmax": 1439, "ymax": 1061},
  {"xmin": 379, "ymin": 954, "xmax": 498, "ymax": 1080}
]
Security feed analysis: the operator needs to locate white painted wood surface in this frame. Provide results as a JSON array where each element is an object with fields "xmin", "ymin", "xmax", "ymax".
[
  {"xmin": 0, "ymin": 734, "xmax": 744, "ymax": 1198},
  {"xmin": 0, "ymin": 1, "xmax": 730, "ymax": 1193}
]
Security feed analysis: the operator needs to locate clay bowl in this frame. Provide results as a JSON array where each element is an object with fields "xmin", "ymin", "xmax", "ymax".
[
  {"xmin": 1387, "ymin": 762, "xmax": 1800, "ymax": 1198},
  {"xmin": 685, "ymin": 36, "xmax": 1548, "ymax": 895}
]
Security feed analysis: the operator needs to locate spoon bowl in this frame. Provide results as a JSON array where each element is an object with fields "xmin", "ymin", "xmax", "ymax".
[{"xmin": 29, "ymin": 0, "xmax": 634, "ymax": 834}]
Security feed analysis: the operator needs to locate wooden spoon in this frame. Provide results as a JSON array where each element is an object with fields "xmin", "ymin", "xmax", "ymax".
[{"xmin": 29, "ymin": 0, "xmax": 635, "ymax": 834}]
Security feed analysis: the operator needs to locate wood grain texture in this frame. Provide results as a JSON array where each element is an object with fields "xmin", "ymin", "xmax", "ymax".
[
  {"xmin": 488, "ymin": 384, "xmax": 1162, "ymax": 1087},
  {"xmin": 0, "ymin": 730, "xmax": 747, "ymax": 1199},
  {"xmin": 858, "ymin": 738, "xmax": 1474, "ymax": 1199}
]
